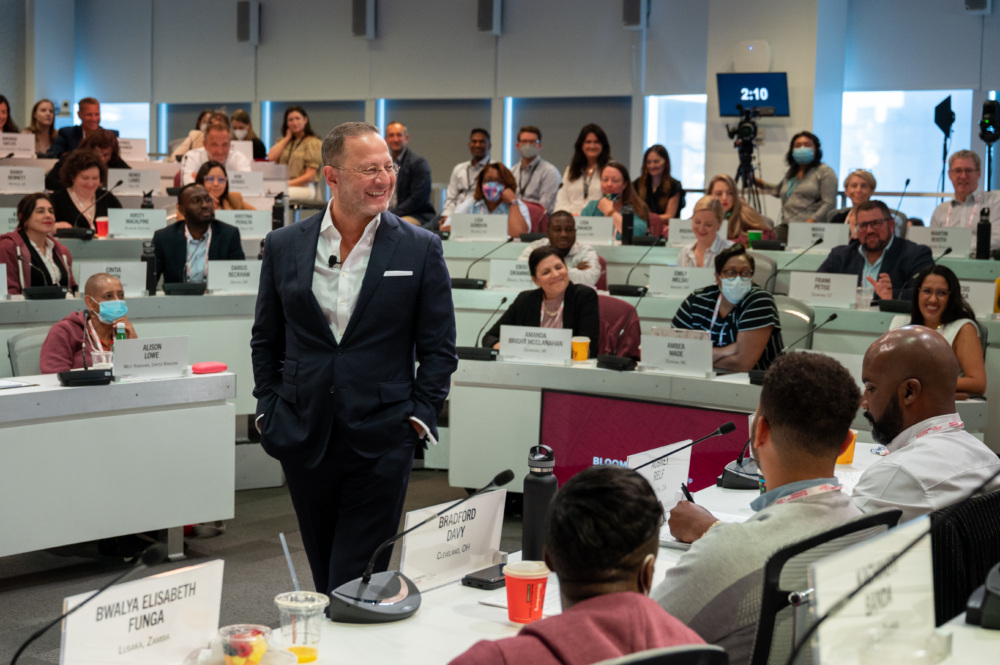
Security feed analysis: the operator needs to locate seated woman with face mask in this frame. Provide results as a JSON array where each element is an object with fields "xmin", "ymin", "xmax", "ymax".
[
  {"xmin": 39, "ymin": 272, "xmax": 138, "ymax": 373},
  {"xmin": 672, "ymin": 244, "xmax": 784, "ymax": 372},
  {"xmin": 443, "ymin": 162, "xmax": 530, "ymax": 237}
]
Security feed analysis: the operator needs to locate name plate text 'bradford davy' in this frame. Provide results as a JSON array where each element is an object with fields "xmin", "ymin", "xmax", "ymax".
[
  {"xmin": 114, "ymin": 336, "xmax": 190, "ymax": 382},
  {"xmin": 788, "ymin": 271, "xmax": 856, "ymax": 309},
  {"xmin": 108, "ymin": 209, "xmax": 168, "ymax": 238},
  {"xmin": 498, "ymin": 325, "xmax": 572, "ymax": 366}
]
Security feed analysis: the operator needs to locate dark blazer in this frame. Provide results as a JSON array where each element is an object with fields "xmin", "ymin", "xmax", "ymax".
[
  {"xmin": 482, "ymin": 282, "xmax": 600, "ymax": 357},
  {"xmin": 390, "ymin": 148, "xmax": 436, "ymax": 223},
  {"xmin": 250, "ymin": 210, "xmax": 457, "ymax": 467},
  {"xmin": 49, "ymin": 187, "xmax": 123, "ymax": 229},
  {"xmin": 49, "ymin": 125, "xmax": 119, "ymax": 157},
  {"xmin": 151, "ymin": 219, "xmax": 245, "ymax": 285},
  {"xmin": 45, "ymin": 153, "xmax": 130, "ymax": 190},
  {"xmin": 816, "ymin": 237, "xmax": 933, "ymax": 299}
]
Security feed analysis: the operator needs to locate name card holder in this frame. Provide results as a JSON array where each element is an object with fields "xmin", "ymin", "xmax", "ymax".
[
  {"xmin": 449, "ymin": 214, "xmax": 510, "ymax": 242},
  {"xmin": 627, "ymin": 440, "xmax": 693, "ymax": 543},
  {"xmin": 108, "ymin": 168, "xmax": 160, "ymax": 196},
  {"xmin": 399, "ymin": 489, "xmax": 506, "ymax": 592},
  {"xmin": 908, "ymin": 226, "xmax": 973, "ymax": 257},
  {"xmin": 575, "ymin": 216, "xmax": 616, "ymax": 246},
  {"xmin": 497, "ymin": 325, "xmax": 573, "ymax": 366},
  {"xmin": 648, "ymin": 266, "xmax": 715, "ymax": 298},
  {"xmin": 77, "ymin": 262, "xmax": 149, "ymax": 297},
  {"xmin": 0, "ymin": 165, "xmax": 44, "ymax": 193},
  {"xmin": 788, "ymin": 271, "xmax": 856, "ymax": 309},
  {"xmin": 1, "ymin": 207, "xmax": 16, "ymax": 232},
  {"xmin": 960, "ymin": 280, "xmax": 997, "ymax": 318},
  {"xmin": 639, "ymin": 329, "xmax": 713, "ymax": 378},
  {"xmin": 0, "ymin": 133, "xmax": 35, "ymax": 159},
  {"xmin": 229, "ymin": 171, "xmax": 265, "ymax": 197},
  {"xmin": 117, "ymin": 138, "xmax": 148, "ymax": 162},
  {"xmin": 230, "ymin": 140, "xmax": 253, "ymax": 162},
  {"xmin": 114, "ymin": 336, "xmax": 190, "ymax": 382},
  {"xmin": 214, "ymin": 209, "xmax": 272, "ymax": 238},
  {"xmin": 488, "ymin": 259, "xmax": 533, "ymax": 290},
  {"xmin": 207, "ymin": 259, "xmax": 261, "ymax": 294},
  {"xmin": 668, "ymin": 222, "xmax": 695, "ymax": 248},
  {"xmin": 108, "ymin": 209, "xmax": 167, "ymax": 239},
  {"xmin": 786, "ymin": 222, "xmax": 849, "ymax": 250}
]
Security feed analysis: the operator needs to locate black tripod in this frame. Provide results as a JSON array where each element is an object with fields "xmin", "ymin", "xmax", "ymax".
[{"xmin": 733, "ymin": 138, "xmax": 763, "ymax": 211}]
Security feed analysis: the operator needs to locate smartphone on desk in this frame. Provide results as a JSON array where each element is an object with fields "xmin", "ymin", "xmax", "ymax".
[{"xmin": 462, "ymin": 563, "xmax": 506, "ymax": 590}]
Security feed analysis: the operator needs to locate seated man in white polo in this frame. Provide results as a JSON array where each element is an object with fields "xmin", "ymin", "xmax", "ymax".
[
  {"xmin": 181, "ymin": 118, "xmax": 252, "ymax": 186},
  {"xmin": 518, "ymin": 211, "xmax": 600, "ymax": 287}
]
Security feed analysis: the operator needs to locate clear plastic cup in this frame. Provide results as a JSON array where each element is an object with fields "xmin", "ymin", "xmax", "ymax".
[
  {"xmin": 503, "ymin": 560, "xmax": 549, "ymax": 623},
  {"xmin": 274, "ymin": 591, "xmax": 329, "ymax": 663}
]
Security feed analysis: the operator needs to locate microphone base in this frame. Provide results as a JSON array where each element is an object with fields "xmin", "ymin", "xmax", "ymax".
[
  {"xmin": 877, "ymin": 299, "xmax": 910, "ymax": 313},
  {"xmin": 519, "ymin": 232, "xmax": 546, "ymax": 242},
  {"xmin": 748, "ymin": 369, "xmax": 766, "ymax": 385},
  {"xmin": 162, "ymin": 282, "xmax": 207, "ymax": 296},
  {"xmin": 55, "ymin": 227, "xmax": 95, "ymax": 241},
  {"xmin": 23, "ymin": 285, "xmax": 69, "ymax": 300},
  {"xmin": 596, "ymin": 354, "xmax": 637, "ymax": 371},
  {"xmin": 328, "ymin": 570, "xmax": 422, "ymax": 624},
  {"xmin": 631, "ymin": 236, "xmax": 666, "ymax": 246},
  {"xmin": 457, "ymin": 347, "xmax": 498, "ymax": 361},
  {"xmin": 717, "ymin": 458, "xmax": 761, "ymax": 490},
  {"xmin": 750, "ymin": 240, "xmax": 785, "ymax": 251},
  {"xmin": 607, "ymin": 285, "xmax": 647, "ymax": 297},
  {"xmin": 58, "ymin": 368, "xmax": 113, "ymax": 387},
  {"xmin": 450, "ymin": 278, "xmax": 487, "ymax": 290}
]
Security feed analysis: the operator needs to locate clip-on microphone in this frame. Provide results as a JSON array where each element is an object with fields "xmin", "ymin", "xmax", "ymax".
[{"xmin": 328, "ymin": 469, "xmax": 515, "ymax": 623}]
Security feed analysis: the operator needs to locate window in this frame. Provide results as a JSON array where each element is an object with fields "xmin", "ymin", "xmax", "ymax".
[
  {"xmin": 98, "ymin": 103, "xmax": 150, "ymax": 146},
  {"xmin": 645, "ymin": 95, "xmax": 708, "ymax": 217}
]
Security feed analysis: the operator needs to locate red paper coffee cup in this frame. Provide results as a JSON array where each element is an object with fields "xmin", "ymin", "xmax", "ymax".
[
  {"xmin": 95, "ymin": 217, "xmax": 109, "ymax": 238},
  {"xmin": 503, "ymin": 561, "xmax": 549, "ymax": 623}
]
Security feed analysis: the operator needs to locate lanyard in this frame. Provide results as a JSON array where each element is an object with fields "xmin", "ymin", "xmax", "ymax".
[
  {"xmin": 945, "ymin": 193, "xmax": 982, "ymax": 228},
  {"xmin": 86, "ymin": 318, "xmax": 112, "ymax": 352},
  {"xmin": 907, "ymin": 418, "xmax": 965, "ymax": 448},
  {"xmin": 184, "ymin": 226, "xmax": 212, "ymax": 281},
  {"xmin": 582, "ymin": 168, "xmax": 597, "ymax": 198},
  {"xmin": 708, "ymin": 295, "xmax": 728, "ymax": 343},
  {"xmin": 773, "ymin": 483, "xmax": 842, "ymax": 506},
  {"xmin": 784, "ymin": 176, "xmax": 800, "ymax": 201},
  {"xmin": 518, "ymin": 160, "xmax": 538, "ymax": 196}
]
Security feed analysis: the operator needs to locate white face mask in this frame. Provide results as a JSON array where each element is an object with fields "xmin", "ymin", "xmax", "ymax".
[
  {"xmin": 518, "ymin": 143, "xmax": 540, "ymax": 160},
  {"xmin": 720, "ymin": 276, "xmax": 753, "ymax": 304},
  {"xmin": 233, "ymin": 128, "xmax": 248, "ymax": 140}
]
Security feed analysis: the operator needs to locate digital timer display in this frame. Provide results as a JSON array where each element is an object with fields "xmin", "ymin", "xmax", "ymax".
[{"xmin": 717, "ymin": 73, "xmax": 790, "ymax": 117}]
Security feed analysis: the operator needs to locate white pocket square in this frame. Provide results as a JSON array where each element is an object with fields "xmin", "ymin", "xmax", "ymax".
[{"xmin": 384, "ymin": 270, "xmax": 413, "ymax": 277}]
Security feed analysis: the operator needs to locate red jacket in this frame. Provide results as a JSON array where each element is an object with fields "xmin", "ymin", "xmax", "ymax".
[
  {"xmin": 39, "ymin": 310, "xmax": 89, "ymax": 373},
  {"xmin": 449, "ymin": 592, "xmax": 704, "ymax": 665},
  {"xmin": 0, "ymin": 230, "xmax": 76, "ymax": 295}
]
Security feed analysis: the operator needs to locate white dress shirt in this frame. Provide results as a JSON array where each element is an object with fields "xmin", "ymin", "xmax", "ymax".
[
  {"xmin": 852, "ymin": 413, "xmax": 1000, "ymax": 523},
  {"xmin": 518, "ymin": 238, "xmax": 601, "ymax": 287},
  {"xmin": 929, "ymin": 187, "xmax": 1000, "ymax": 254},
  {"xmin": 181, "ymin": 148, "xmax": 253, "ymax": 186},
  {"xmin": 678, "ymin": 233, "xmax": 734, "ymax": 269},
  {"xmin": 441, "ymin": 155, "xmax": 490, "ymax": 218},
  {"xmin": 553, "ymin": 165, "xmax": 601, "ymax": 215},
  {"xmin": 510, "ymin": 156, "xmax": 562, "ymax": 213}
]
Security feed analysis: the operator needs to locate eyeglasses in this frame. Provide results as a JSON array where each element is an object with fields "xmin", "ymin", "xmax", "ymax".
[
  {"xmin": 331, "ymin": 163, "xmax": 400, "ymax": 178},
  {"xmin": 856, "ymin": 218, "xmax": 892, "ymax": 231},
  {"xmin": 721, "ymin": 269, "xmax": 754, "ymax": 279},
  {"xmin": 203, "ymin": 176, "xmax": 227, "ymax": 184},
  {"xmin": 949, "ymin": 168, "xmax": 979, "ymax": 176},
  {"xmin": 919, "ymin": 288, "xmax": 950, "ymax": 298}
]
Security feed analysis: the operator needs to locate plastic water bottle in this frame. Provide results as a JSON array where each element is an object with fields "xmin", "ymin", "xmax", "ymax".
[
  {"xmin": 621, "ymin": 204, "xmax": 635, "ymax": 245},
  {"xmin": 115, "ymin": 322, "xmax": 127, "ymax": 341},
  {"xmin": 521, "ymin": 445, "xmax": 558, "ymax": 561},
  {"xmin": 976, "ymin": 207, "xmax": 991, "ymax": 260}
]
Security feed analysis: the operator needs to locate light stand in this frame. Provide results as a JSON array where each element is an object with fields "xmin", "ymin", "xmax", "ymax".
[
  {"xmin": 980, "ymin": 100, "xmax": 1000, "ymax": 191},
  {"xmin": 935, "ymin": 96, "xmax": 955, "ymax": 203}
]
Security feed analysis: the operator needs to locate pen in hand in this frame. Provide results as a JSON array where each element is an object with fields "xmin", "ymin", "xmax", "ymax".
[{"xmin": 680, "ymin": 483, "xmax": 695, "ymax": 503}]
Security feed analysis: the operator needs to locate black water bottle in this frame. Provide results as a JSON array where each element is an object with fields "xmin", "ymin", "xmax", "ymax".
[
  {"xmin": 140, "ymin": 190, "xmax": 154, "ymax": 209},
  {"xmin": 258, "ymin": 239, "xmax": 265, "ymax": 260},
  {"xmin": 272, "ymin": 192, "xmax": 286, "ymax": 230},
  {"xmin": 977, "ymin": 207, "xmax": 991, "ymax": 260},
  {"xmin": 621, "ymin": 203, "xmax": 634, "ymax": 246},
  {"xmin": 141, "ymin": 241, "xmax": 157, "ymax": 295},
  {"xmin": 521, "ymin": 445, "xmax": 558, "ymax": 561}
]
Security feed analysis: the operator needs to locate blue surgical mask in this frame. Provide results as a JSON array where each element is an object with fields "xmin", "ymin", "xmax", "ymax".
[
  {"xmin": 93, "ymin": 299, "xmax": 128, "ymax": 323},
  {"xmin": 792, "ymin": 147, "xmax": 814, "ymax": 165},
  {"xmin": 482, "ymin": 181, "xmax": 504, "ymax": 202},
  {"xmin": 720, "ymin": 277, "xmax": 752, "ymax": 305}
]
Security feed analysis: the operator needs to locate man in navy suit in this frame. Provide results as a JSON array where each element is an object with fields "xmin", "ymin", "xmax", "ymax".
[
  {"xmin": 817, "ymin": 199, "xmax": 933, "ymax": 300},
  {"xmin": 251, "ymin": 122, "xmax": 457, "ymax": 594},
  {"xmin": 49, "ymin": 97, "xmax": 118, "ymax": 157},
  {"xmin": 385, "ymin": 121, "xmax": 436, "ymax": 225}
]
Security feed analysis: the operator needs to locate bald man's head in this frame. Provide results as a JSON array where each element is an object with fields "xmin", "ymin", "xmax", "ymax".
[
  {"xmin": 861, "ymin": 326, "xmax": 959, "ymax": 444},
  {"xmin": 84, "ymin": 272, "xmax": 122, "ymax": 300}
]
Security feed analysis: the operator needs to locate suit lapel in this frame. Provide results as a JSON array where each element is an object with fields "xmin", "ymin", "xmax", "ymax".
[
  {"xmin": 293, "ymin": 213, "xmax": 337, "ymax": 346},
  {"xmin": 340, "ymin": 214, "xmax": 401, "ymax": 345}
]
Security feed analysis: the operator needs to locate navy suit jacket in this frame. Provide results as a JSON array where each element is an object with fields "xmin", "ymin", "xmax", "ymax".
[
  {"xmin": 816, "ymin": 237, "xmax": 933, "ymax": 299},
  {"xmin": 151, "ymin": 219, "xmax": 245, "ymax": 284},
  {"xmin": 390, "ymin": 148, "xmax": 436, "ymax": 223},
  {"xmin": 250, "ymin": 210, "xmax": 457, "ymax": 467},
  {"xmin": 49, "ymin": 125, "xmax": 119, "ymax": 157}
]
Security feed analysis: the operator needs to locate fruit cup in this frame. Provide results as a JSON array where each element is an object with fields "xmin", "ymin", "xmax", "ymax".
[{"xmin": 218, "ymin": 624, "xmax": 270, "ymax": 665}]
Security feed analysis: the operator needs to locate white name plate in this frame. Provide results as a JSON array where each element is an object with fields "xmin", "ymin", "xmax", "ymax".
[
  {"xmin": 1, "ymin": 207, "xmax": 16, "ymax": 232},
  {"xmin": 231, "ymin": 140, "xmax": 253, "ymax": 162},
  {"xmin": 117, "ymin": 138, "xmax": 148, "ymax": 162},
  {"xmin": 208, "ymin": 259, "xmax": 261, "ymax": 294},
  {"xmin": 0, "ymin": 264, "xmax": 6, "ymax": 297},
  {"xmin": 497, "ymin": 325, "xmax": 572, "ymax": 366},
  {"xmin": 788, "ymin": 271, "xmax": 856, "ymax": 309},
  {"xmin": 648, "ymin": 266, "xmax": 714, "ymax": 298},
  {"xmin": 108, "ymin": 168, "xmax": 160, "ymax": 196},
  {"xmin": 575, "ymin": 216, "xmax": 616, "ymax": 246},
  {"xmin": 114, "ymin": 336, "xmax": 190, "ymax": 382},
  {"xmin": 228, "ymin": 170, "xmax": 264, "ymax": 197},
  {"xmin": 960, "ymin": 280, "xmax": 996, "ymax": 318},
  {"xmin": 0, "ymin": 165, "xmax": 44, "ymax": 193},
  {"xmin": 787, "ymin": 222, "xmax": 849, "ymax": 250},
  {"xmin": 399, "ymin": 489, "xmax": 505, "ymax": 592},
  {"xmin": 488, "ymin": 259, "xmax": 533, "ymax": 290},
  {"xmin": 215, "ymin": 209, "xmax": 271, "ymax": 238},
  {"xmin": 627, "ymin": 440, "xmax": 693, "ymax": 513},
  {"xmin": 62, "ymin": 559, "xmax": 224, "ymax": 665},
  {"xmin": 640, "ymin": 330, "xmax": 713, "ymax": 378},
  {"xmin": 78, "ymin": 261, "xmax": 149, "ymax": 297},
  {"xmin": 810, "ymin": 518, "xmax": 935, "ymax": 665},
  {"xmin": 108, "ymin": 208, "xmax": 167, "ymax": 239},
  {"xmin": 908, "ymin": 226, "xmax": 973, "ymax": 257},
  {"xmin": 1, "ymin": 133, "xmax": 35, "ymax": 158},
  {"xmin": 668, "ymin": 221, "xmax": 695, "ymax": 248},
  {"xmin": 449, "ymin": 214, "xmax": 509, "ymax": 242}
]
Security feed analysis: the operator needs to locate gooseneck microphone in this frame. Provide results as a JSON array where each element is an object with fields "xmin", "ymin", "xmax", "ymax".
[
  {"xmin": 894, "ymin": 177, "xmax": 911, "ymax": 225},
  {"xmin": 608, "ymin": 243, "xmax": 658, "ymax": 297},
  {"xmin": 10, "ymin": 543, "xmax": 167, "ymax": 665},
  {"xmin": 763, "ymin": 237, "xmax": 823, "ymax": 293},
  {"xmin": 747, "ymin": 313, "xmax": 839, "ymax": 386},
  {"xmin": 328, "ymin": 469, "xmax": 515, "ymax": 623},
  {"xmin": 72, "ymin": 179, "xmax": 123, "ymax": 229},
  {"xmin": 632, "ymin": 422, "xmax": 737, "ymax": 471},
  {"xmin": 57, "ymin": 309, "xmax": 114, "ymax": 387},
  {"xmin": 457, "ymin": 296, "xmax": 509, "ymax": 360},
  {"xmin": 451, "ymin": 238, "xmax": 515, "ymax": 290}
]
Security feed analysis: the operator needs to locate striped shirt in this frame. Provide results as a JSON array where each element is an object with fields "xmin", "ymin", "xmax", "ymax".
[{"xmin": 672, "ymin": 285, "xmax": 784, "ymax": 371}]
